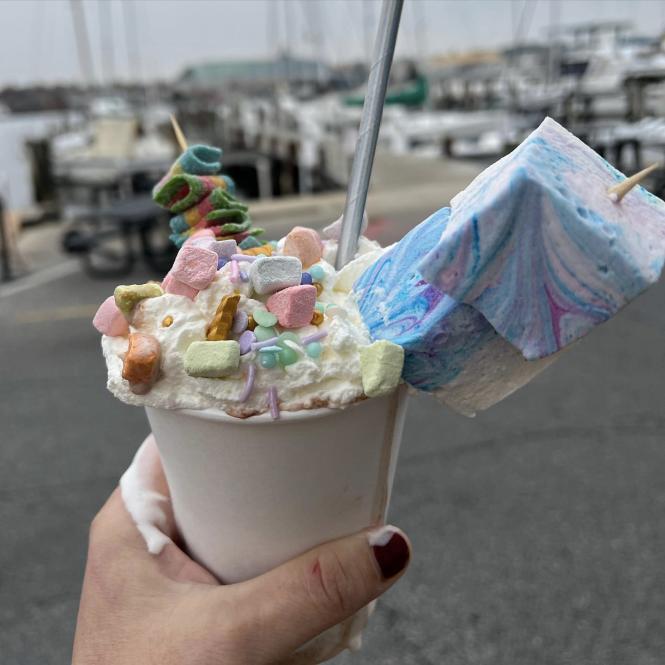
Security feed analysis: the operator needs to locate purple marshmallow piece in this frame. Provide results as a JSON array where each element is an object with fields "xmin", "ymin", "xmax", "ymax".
[
  {"xmin": 232, "ymin": 310, "xmax": 249, "ymax": 334},
  {"xmin": 239, "ymin": 330, "xmax": 256, "ymax": 355}
]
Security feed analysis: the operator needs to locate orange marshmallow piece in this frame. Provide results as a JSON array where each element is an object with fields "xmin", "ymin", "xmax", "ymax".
[
  {"xmin": 122, "ymin": 333, "xmax": 161, "ymax": 394},
  {"xmin": 282, "ymin": 226, "xmax": 323, "ymax": 268}
]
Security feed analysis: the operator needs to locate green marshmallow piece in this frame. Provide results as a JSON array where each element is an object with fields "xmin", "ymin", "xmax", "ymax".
[
  {"xmin": 184, "ymin": 341, "xmax": 240, "ymax": 378},
  {"xmin": 255, "ymin": 325, "xmax": 277, "ymax": 341},
  {"xmin": 277, "ymin": 342, "xmax": 298, "ymax": 366},
  {"xmin": 253, "ymin": 308, "xmax": 277, "ymax": 328},
  {"xmin": 114, "ymin": 283, "xmax": 163, "ymax": 316},
  {"xmin": 277, "ymin": 335, "xmax": 300, "ymax": 366},
  {"xmin": 359, "ymin": 340, "xmax": 404, "ymax": 398}
]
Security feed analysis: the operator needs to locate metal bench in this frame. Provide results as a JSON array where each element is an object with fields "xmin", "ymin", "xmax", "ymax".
[{"xmin": 62, "ymin": 194, "xmax": 176, "ymax": 278}]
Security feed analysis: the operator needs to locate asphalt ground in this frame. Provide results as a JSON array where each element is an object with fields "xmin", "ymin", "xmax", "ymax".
[{"xmin": 1, "ymin": 229, "xmax": 664, "ymax": 664}]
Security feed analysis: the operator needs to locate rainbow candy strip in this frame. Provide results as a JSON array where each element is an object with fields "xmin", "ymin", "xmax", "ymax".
[{"xmin": 152, "ymin": 144, "xmax": 263, "ymax": 248}]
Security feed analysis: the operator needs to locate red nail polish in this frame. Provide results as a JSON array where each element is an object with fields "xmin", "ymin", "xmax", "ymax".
[{"xmin": 369, "ymin": 527, "xmax": 410, "ymax": 579}]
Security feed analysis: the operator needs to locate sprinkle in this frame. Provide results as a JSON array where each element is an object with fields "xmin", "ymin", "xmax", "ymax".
[
  {"xmin": 302, "ymin": 330, "xmax": 328, "ymax": 344},
  {"xmin": 240, "ymin": 270, "xmax": 249, "ymax": 282},
  {"xmin": 217, "ymin": 257, "xmax": 228, "ymax": 270},
  {"xmin": 300, "ymin": 272, "xmax": 313, "ymax": 285},
  {"xmin": 283, "ymin": 340, "xmax": 302, "ymax": 353},
  {"xmin": 310, "ymin": 310, "xmax": 324, "ymax": 326},
  {"xmin": 207, "ymin": 294, "xmax": 240, "ymax": 341},
  {"xmin": 230, "ymin": 260, "xmax": 240, "ymax": 283},
  {"xmin": 161, "ymin": 315, "xmax": 174, "ymax": 327},
  {"xmin": 268, "ymin": 386, "xmax": 280, "ymax": 419},
  {"xmin": 246, "ymin": 315, "xmax": 257, "ymax": 331},
  {"xmin": 314, "ymin": 282, "xmax": 324, "ymax": 297},
  {"xmin": 306, "ymin": 342, "xmax": 322, "ymax": 358},
  {"xmin": 315, "ymin": 302, "xmax": 325, "ymax": 312},
  {"xmin": 251, "ymin": 335, "xmax": 280, "ymax": 350},
  {"xmin": 260, "ymin": 352, "xmax": 278, "ymax": 369},
  {"xmin": 239, "ymin": 363, "xmax": 256, "ymax": 402},
  {"xmin": 309, "ymin": 264, "xmax": 325, "ymax": 282},
  {"xmin": 231, "ymin": 253, "xmax": 257, "ymax": 262},
  {"xmin": 232, "ymin": 310, "xmax": 249, "ymax": 333},
  {"xmin": 258, "ymin": 345, "xmax": 283, "ymax": 353},
  {"xmin": 238, "ymin": 330, "xmax": 256, "ymax": 355}
]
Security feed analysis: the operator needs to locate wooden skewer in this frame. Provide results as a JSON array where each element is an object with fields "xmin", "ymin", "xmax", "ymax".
[
  {"xmin": 170, "ymin": 114, "xmax": 188, "ymax": 152},
  {"xmin": 608, "ymin": 163, "xmax": 660, "ymax": 202}
]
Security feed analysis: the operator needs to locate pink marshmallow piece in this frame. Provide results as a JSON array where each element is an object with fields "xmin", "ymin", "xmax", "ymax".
[
  {"xmin": 186, "ymin": 236, "xmax": 215, "ymax": 250},
  {"xmin": 282, "ymin": 226, "xmax": 323, "ymax": 269},
  {"xmin": 162, "ymin": 273, "xmax": 199, "ymax": 300},
  {"xmin": 266, "ymin": 285, "xmax": 317, "ymax": 329},
  {"xmin": 188, "ymin": 228, "xmax": 215, "ymax": 241},
  {"xmin": 170, "ymin": 245, "xmax": 218, "ymax": 290},
  {"xmin": 92, "ymin": 296, "xmax": 130, "ymax": 336}
]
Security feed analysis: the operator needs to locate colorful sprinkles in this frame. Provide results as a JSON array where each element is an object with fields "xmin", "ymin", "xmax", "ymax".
[
  {"xmin": 239, "ymin": 363, "xmax": 256, "ymax": 402},
  {"xmin": 268, "ymin": 386, "xmax": 280, "ymax": 419}
]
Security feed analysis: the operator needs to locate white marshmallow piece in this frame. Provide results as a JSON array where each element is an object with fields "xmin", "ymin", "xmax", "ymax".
[
  {"xmin": 249, "ymin": 256, "xmax": 302, "ymax": 295},
  {"xmin": 210, "ymin": 239, "xmax": 238, "ymax": 259}
]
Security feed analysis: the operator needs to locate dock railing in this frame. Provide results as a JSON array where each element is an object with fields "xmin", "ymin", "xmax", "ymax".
[{"xmin": 0, "ymin": 196, "xmax": 12, "ymax": 282}]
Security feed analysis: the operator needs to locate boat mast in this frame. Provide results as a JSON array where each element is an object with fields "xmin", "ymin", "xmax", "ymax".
[
  {"xmin": 98, "ymin": 0, "xmax": 116, "ymax": 86},
  {"xmin": 122, "ymin": 0, "xmax": 142, "ymax": 84},
  {"xmin": 68, "ymin": 0, "xmax": 95, "ymax": 85}
]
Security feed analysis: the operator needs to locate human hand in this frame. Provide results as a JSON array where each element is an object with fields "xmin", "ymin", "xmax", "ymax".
[{"xmin": 73, "ymin": 435, "xmax": 411, "ymax": 665}]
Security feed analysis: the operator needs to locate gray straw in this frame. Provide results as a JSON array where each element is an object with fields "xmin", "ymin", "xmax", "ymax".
[{"xmin": 335, "ymin": 0, "xmax": 404, "ymax": 269}]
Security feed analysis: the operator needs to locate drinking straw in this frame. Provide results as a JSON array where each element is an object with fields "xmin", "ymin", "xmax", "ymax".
[{"xmin": 335, "ymin": 0, "xmax": 404, "ymax": 269}]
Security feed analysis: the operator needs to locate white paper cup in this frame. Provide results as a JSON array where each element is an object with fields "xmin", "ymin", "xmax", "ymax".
[{"xmin": 145, "ymin": 385, "xmax": 409, "ymax": 661}]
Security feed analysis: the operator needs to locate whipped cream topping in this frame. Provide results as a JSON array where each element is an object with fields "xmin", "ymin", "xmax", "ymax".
[{"xmin": 101, "ymin": 236, "xmax": 383, "ymax": 417}]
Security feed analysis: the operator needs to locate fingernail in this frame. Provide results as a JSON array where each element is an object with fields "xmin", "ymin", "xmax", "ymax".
[{"xmin": 368, "ymin": 526, "xmax": 410, "ymax": 579}]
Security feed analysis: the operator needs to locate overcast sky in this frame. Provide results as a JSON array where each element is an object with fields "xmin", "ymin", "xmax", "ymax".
[{"xmin": 1, "ymin": 0, "xmax": 664, "ymax": 87}]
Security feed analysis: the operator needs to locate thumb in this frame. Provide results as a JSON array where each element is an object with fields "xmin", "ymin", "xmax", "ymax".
[{"xmin": 229, "ymin": 525, "xmax": 411, "ymax": 660}]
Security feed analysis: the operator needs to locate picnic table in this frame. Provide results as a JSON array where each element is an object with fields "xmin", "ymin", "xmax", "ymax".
[{"xmin": 62, "ymin": 194, "xmax": 175, "ymax": 278}]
